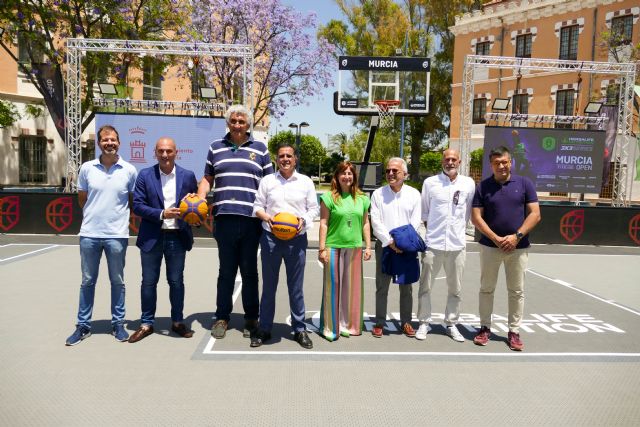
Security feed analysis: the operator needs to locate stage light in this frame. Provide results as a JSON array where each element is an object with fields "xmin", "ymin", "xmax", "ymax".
[
  {"xmin": 199, "ymin": 87, "xmax": 217, "ymax": 99},
  {"xmin": 97, "ymin": 83, "xmax": 117, "ymax": 95},
  {"xmin": 584, "ymin": 101, "xmax": 603, "ymax": 114},
  {"xmin": 492, "ymin": 98, "xmax": 510, "ymax": 111}
]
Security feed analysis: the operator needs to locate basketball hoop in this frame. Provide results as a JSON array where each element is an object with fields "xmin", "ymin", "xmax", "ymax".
[{"xmin": 374, "ymin": 100, "xmax": 400, "ymax": 128}]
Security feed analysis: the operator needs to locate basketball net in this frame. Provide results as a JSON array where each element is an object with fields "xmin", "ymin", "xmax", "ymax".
[{"xmin": 374, "ymin": 100, "xmax": 400, "ymax": 128}]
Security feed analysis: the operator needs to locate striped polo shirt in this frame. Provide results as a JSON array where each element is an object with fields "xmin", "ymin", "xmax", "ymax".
[{"xmin": 203, "ymin": 132, "xmax": 273, "ymax": 217}]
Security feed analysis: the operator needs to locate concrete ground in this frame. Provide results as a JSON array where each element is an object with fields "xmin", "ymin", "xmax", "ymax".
[{"xmin": 1, "ymin": 232, "xmax": 639, "ymax": 426}]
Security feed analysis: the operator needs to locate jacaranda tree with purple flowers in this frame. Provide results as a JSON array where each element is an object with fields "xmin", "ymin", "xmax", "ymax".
[
  {"xmin": 186, "ymin": 0, "xmax": 334, "ymax": 126},
  {"xmin": 0, "ymin": 0, "xmax": 188, "ymax": 142}
]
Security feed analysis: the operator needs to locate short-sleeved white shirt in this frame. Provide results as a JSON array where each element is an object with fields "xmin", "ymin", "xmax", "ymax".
[{"xmin": 78, "ymin": 157, "xmax": 137, "ymax": 238}]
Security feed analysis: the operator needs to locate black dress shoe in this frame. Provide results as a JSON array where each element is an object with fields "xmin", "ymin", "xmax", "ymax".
[
  {"xmin": 250, "ymin": 330, "xmax": 272, "ymax": 348},
  {"xmin": 294, "ymin": 331, "xmax": 313, "ymax": 349},
  {"xmin": 171, "ymin": 323, "xmax": 194, "ymax": 338}
]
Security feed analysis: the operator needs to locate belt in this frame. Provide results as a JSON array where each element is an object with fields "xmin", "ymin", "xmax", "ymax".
[{"xmin": 161, "ymin": 229, "xmax": 179, "ymax": 233}]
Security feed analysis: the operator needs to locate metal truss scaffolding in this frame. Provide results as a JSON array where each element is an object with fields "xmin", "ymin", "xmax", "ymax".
[
  {"xmin": 64, "ymin": 38, "xmax": 254, "ymax": 192},
  {"xmin": 460, "ymin": 55, "xmax": 636, "ymax": 206}
]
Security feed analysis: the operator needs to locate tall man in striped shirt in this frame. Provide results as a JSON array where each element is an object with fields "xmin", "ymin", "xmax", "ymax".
[{"xmin": 197, "ymin": 105, "xmax": 274, "ymax": 339}]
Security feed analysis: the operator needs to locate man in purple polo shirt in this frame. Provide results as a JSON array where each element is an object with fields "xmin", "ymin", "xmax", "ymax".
[{"xmin": 471, "ymin": 145, "xmax": 541, "ymax": 351}]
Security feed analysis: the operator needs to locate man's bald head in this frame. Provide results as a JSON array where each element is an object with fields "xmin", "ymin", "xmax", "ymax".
[{"xmin": 155, "ymin": 137, "xmax": 177, "ymax": 173}]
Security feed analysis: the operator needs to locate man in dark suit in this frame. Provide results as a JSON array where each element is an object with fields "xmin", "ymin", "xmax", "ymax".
[{"xmin": 129, "ymin": 137, "xmax": 199, "ymax": 343}]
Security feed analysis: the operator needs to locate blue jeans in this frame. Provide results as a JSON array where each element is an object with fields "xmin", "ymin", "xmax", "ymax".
[
  {"xmin": 259, "ymin": 231, "xmax": 307, "ymax": 333},
  {"xmin": 77, "ymin": 237, "xmax": 128, "ymax": 328},
  {"xmin": 213, "ymin": 215, "xmax": 262, "ymax": 321},
  {"xmin": 139, "ymin": 232, "xmax": 187, "ymax": 326}
]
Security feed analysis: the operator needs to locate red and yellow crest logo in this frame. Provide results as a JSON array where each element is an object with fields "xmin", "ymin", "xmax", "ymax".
[
  {"xmin": 560, "ymin": 209, "xmax": 584, "ymax": 243},
  {"xmin": 0, "ymin": 196, "xmax": 20, "ymax": 232},
  {"xmin": 46, "ymin": 197, "xmax": 74, "ymax": 232}
]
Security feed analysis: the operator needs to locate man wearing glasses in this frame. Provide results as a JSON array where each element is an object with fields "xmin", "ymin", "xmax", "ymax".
[
  {"xmin": 416, "ymin": 149, "xmax": 476, "ymax": 342},
  {"xmin": 370, "ymin": 158, "xmax": 422, "ymax": 338}
]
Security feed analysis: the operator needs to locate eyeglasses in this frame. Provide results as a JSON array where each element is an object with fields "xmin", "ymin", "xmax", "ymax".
[
  {"xmin": 229, "ymin": 119, "xmax": 247, "ymax": 125},
  {"xmin": 453, "ymin": 190, "xmax": 460, "ymax": 206},
  {"xmin": 385, "ymin": 168, "xmax": 400, "ymax": 174}
]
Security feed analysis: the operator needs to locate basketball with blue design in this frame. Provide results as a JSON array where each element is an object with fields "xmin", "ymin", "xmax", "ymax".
[
  {"xmin": 179, "ymin": 195, "xmax": 208, "ymax": 225},
  {"xmin": 272, "ymin": 212, "xmax": 299, "ymax": 240}
]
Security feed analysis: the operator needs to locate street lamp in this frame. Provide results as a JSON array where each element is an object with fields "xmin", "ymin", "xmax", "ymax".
[{"xmin": 288, "ymin": 121, "xmax": 309, "ymax": 171}]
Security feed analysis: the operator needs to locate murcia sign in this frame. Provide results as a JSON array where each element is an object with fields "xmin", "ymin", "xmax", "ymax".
[{"xmin": 339, "ymin": 55, "xmax": 431, "ymax": 72}]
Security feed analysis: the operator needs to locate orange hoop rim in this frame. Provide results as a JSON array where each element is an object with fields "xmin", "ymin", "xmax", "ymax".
[{"xmin": 374, "ymin": 100, "xmax": 400, "ymax": 111}]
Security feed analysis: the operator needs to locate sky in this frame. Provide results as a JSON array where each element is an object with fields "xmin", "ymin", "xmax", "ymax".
[{"xmin": 270, "ymin": 0, "xmax": 355, "ymax": 147}]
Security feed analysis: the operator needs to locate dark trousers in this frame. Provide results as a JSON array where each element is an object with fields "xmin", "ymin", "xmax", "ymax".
[
  {"xmin": 259, "ymin": 231, "xmax": 307, "ymax": 333},
  {"xmin": 139, "ymin": 232, "xmax": 187, "ymax": 326},
  {"xmin": 213, "ymin": 215, "xmax": 262, "ymax": 321}
]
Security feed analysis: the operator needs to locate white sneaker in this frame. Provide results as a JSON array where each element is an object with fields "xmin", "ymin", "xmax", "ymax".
[
  {"xmin": 415, "ymin": 323, "xmax": 429, "ymax": 340},
  {"xmin": 446, "ymin": 325, "xmax": 465, "ymax": 342}
]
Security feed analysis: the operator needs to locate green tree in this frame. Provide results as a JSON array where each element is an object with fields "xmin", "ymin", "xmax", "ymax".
[
  {"xmin": 323, "ymin": 152, "xmax": 346, "ymax": 181},
  {"xmin": 470, "ymin": 148, "xmax": 483, "ymax": 170},
  {"xmin": 268, "ymin": 131, "xmax": 326, "ymax": 176},
  {"xmin": 342, "ymin": 127, "xmax": 405, "ymax": 166},
  {"xmin": 0, "ymin": 0, "xmax": 188, "ymax": 142},
  {"xmin": 420, "ymin": 151, "xmax": 442, "ymax": 176},
  {"xmin": 0, "ymin": 100, "xmax": 20, "ymax": 128}
]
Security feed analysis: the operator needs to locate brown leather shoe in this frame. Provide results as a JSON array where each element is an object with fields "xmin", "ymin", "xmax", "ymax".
[
  {"xmin": 171, "ymin": 323, "xmax": 194, "ymax": 338},
  {"xmin": 128, "ymin": 325, "xmax": 154, "ymax": 343}
]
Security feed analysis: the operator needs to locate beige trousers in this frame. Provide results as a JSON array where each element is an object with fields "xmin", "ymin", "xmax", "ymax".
[{"xmin": 478, "ymin": 245, "xmax": 528, "ymax": 333}]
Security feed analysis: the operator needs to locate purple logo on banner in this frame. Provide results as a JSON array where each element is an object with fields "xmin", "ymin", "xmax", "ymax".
[{"xmin": 482, "ymin": 127, "xmax": 606, "ymax": 194}]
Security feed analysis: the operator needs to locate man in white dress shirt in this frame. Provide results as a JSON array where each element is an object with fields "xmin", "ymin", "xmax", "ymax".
[
  {"xmin": 370, "ymin": 158, "xmax": 422, "ymax": 338},
  {"xmin": 250, "ymin": 144, "xmax": 319, "ymax": 349},
  {"xmin": 416, "ymin": 149, "xmax": 476, "ymax": 342}
]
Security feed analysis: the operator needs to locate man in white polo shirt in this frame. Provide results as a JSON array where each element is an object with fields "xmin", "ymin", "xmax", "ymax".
[
  {"xmin": 65, "ymin": 125, "xmax": 137, "ymax": 346},
  {"xmin": 416, "ymin": 148, "xmax": 475, "ymax": 342},
  {"xmin": 370, "ymin": 157, "xmax": 422, "ymax": 338}
]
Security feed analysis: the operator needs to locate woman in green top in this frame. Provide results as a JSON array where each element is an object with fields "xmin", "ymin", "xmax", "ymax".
[{"xmin": 318, "ymin": 161, "xmax": 372, "ymax": 341}]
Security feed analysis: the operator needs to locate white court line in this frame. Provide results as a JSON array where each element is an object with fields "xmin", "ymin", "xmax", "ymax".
[
  {"xmin": 202, "ymin": 350, "xmax": 640, "ymax": 357},
  {"xmin": 0, "ymin": 245, "xmax": 59, "ymax": 262},
  {"xmin": 203, "ymin": 275, "xmax": 243, "ymax": 353},
  {"xmin": 528, "ymin": 269, "xmax": 640, "ymax": 317}
]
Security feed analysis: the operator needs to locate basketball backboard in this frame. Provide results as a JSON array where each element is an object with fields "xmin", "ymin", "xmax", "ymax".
[{"xmin": 334, "ymin": 55, "xmax": 431, "ymax": 117}]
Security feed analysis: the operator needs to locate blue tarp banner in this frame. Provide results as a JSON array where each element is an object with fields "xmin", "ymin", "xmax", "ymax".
[{"xmin": 95, "ymin": 113, "xmax": 227, "ymax": 180}]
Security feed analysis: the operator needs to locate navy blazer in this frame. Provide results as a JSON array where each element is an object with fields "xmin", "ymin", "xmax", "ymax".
[{"xmin": 133, "ymin": 164, "xmax": 198, "ymax": 253}]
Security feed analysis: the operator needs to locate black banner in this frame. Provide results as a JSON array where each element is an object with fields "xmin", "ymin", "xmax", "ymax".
[
  {"xmin": 339, "ymin": 56, "xmax": 430, "ymax": 71},
  {"xmin": 32, "ymin": 63, "xmax": 66, "ymax": 134}
]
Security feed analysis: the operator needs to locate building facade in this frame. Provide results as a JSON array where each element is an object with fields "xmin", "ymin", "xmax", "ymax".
[{"xmin": 449, "ymin": 0, "xmax": 639, "ymax": 201}]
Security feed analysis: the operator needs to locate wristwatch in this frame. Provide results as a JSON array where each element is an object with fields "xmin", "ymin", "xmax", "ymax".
[{"xmin": 515, "ymin": 231, "xmax": 524, "ymax": 240}]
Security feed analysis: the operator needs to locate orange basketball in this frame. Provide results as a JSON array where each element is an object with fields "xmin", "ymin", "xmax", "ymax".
[
  {"xmin": 271, "ymin": 212, "xmax": 299, "ymax": 240},
  {"xmin": 179, "ymin": 195, "xmax": 208, "ymax": 225}
]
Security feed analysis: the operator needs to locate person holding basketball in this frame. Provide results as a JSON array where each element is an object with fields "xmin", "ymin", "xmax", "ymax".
[
  {"xmin": 250, "ymin": 144, "xmax": 319, "ymax": 349},
  {"xmin": 318, "ymin": 161, "xmax": 372, "ymax": 341},
  {"xmin": 128, "ymin": 137, "xmax": 198, "ymax": 343},
  {"xmin": 197, "ymin": 105, "xmax": 273, "ymax": 340},
  {"xmin": 472, "ymin": 145, "xmax": 540, "ymax": 351},
  {"xmin": 65, "ymin": 125, "xmax": 137, "ymax": 346}
]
